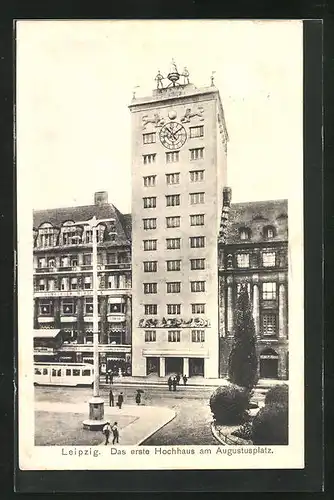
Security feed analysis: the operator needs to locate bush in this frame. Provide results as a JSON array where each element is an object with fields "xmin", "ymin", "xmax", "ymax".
[
  {"xmin": 231, "ymin": 421, "xmax": 253, "ymax": 441},
  {"xmin": 209, "ymin": 384, "xmax": 250, "ymax": 425},
  {"xmin": 252, "ymin": 403, "xmax": 288, "ymax": 445},
  {"xmin": 265, "ymin": 384, "xmax": 289, "ymax": 407}
]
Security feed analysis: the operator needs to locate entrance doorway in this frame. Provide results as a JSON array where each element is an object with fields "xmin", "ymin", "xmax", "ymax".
[
  {"xmin": 260, "ymin": 349, "xmax": 279, "ymax": 379},
  {"xmin": 189, "ymin": 358, "xmax": 204, "ymax": 377},
  {"xmin": 146, "ymin": 357, "xmax": 159, "ymax": 376},
  {"xmin": 165, "ymin": 357, "xmax": 183, "ymax": 375}
]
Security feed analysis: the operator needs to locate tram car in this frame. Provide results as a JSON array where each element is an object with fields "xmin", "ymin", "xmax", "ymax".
[{"xmin": 34, "ymin": 362, "xmax": 94, "ymax": 387}]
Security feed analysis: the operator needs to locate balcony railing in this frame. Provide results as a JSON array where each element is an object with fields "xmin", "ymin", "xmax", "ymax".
[
  {"xmin": 34, "ymin": 263, "xmax": 131, "ymax": 274},
  {"xmin": 34, "ymin": 288, "xmax": 131, "ymax": 298}
]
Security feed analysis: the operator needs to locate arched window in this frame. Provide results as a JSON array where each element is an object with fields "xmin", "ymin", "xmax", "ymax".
[
  {"xmin": 37, "ymin": 222, "xmax": 58, "ymax": 247},
  {"xmin": 263, "ymin": 225, "xmax": 276, "ymax": 239}
]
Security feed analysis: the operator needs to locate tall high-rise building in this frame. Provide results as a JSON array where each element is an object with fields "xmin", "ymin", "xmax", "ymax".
[{"xmin": 129, "ymin": 62, "xmax": 228, "ymax": 378}]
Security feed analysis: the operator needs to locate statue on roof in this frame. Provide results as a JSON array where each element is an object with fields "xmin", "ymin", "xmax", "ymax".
[
  {"xmin": 155, "ymin": 70, "xmax": 164, "ymax": 89},
  {"xmin": 182, "ymin": 66, "xmax": 190, "ymax": 84},
  {"xmin": 167, "ymin": 59, "xmax": 180, "ymax": 87}
]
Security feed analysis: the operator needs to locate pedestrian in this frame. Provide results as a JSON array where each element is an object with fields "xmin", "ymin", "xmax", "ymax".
[
  {"xmin": 135, "ymin": 390, "xmax": 141, "ymax": 405},
  {"xmin": 102, "ymin": 421, "xmax": 112, "ymax": 445},
  {"xmin": 172, "ymin": 377, "xmax": 177, "ymax": 392},
  {"xmin": 110, "ymin": 371, "xmax": 114, "ymax": 385},
  {"xmin": 105, "ymin": 370, "xmax": 109, "ymax": 384},
  {"xmin": 167, "ymin": 376, "xmax": 172, "ymax": 391},
  {"xmin": 183, "ymin": 374, "xmax": 188, "ymax": 386},
  {"xmin": 176, "ymin": 373, "xmax": 181, "ymax": 385},
  {"xmin": 109, "ymin": 388, "xmax": 114, "ymax": 407},
  {"xmin": 117, "ymin": 392, "xmax": 124, "ymax": 409},
  {"xmin": 112, "ymin": 422, "xmax": 119, "ymax": 445}
]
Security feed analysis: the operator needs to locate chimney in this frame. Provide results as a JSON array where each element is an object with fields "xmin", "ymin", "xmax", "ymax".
[
  {"xmin": 94, "ymin": 191, "xmax": 108, "ymax": 206},
  {"xmin": 223, "ymin": 187, "xmax": 232, "ymax": 207}
]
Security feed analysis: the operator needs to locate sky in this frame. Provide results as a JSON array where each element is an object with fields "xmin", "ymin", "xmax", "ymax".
[{"xmin": 16, "ymin": 20, "xmax": 303, "ymax": 214}]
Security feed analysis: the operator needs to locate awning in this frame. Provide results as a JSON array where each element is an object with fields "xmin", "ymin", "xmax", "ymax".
[{"xmin": 34, "ymin": 329, "xmax": 62, "ymax": 339}]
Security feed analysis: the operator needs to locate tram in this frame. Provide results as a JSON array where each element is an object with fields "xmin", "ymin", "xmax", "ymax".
[{"xmin": 34, "ymin": 362, "xmax": 94, "ymax": 387}]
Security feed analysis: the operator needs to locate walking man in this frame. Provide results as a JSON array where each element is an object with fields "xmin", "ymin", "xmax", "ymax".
[
  {"xmin": 172, "ymin": 377, "xmax": 177, "ymax": 392},
  {"xmin": 183, "ymin": 374, "xmax": 188, "ymax": 386},
  {"xmin": 135, "ymin": 390, "xmax": 142, "ymax": 405},
  {"xmin": 102, "ymin": 421, "xmax": 112, "ymax": 445},
  {"xmin": 109, "ymin": 388, "xmax": 114, "ymax": 407},
  {"xmin": 110, "ymin": 371, "xmax": 114, "ymax": 385},
  {"xmin": 176, "ymin": 373, "xmax": 181, "ymax": 385},
  {"xmin": 112, "ymin": 422, "xmax": 119, "ymax": 445},
  {"xmin": 117, "ymin": 392, "xmax": 124, "ymax": 409},
  {"xmin": 167, "ymin": 376, "xmax": 173, "ymax": 391}
]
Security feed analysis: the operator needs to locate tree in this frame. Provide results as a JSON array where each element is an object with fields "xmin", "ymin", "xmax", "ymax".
[{"xmin": 228, "ymin": 283, "xmax": 258, "ymax": 390}]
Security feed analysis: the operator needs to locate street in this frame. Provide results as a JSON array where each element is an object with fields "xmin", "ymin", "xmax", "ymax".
[{"xmin": 35, "ymin": 383, "xmax": 221, "ymax": 445}]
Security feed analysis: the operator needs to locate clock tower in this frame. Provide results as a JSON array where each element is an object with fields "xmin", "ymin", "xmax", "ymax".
[{"xmin": 129, "ymin": 62, "xmax": 228, "ymax": 379}]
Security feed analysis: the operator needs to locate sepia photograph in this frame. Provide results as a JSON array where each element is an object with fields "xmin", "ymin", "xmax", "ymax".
[{"xmin": 16, "ymin": 19, "xmax": 304, "ymax": 471}]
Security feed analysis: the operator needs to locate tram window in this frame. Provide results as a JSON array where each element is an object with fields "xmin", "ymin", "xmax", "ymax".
[
  {"xmin": 52, "ymin": 369, "xmax": 57, "ymax": 376},
  {"xmin": 66, "ymin": 369, "xmax": 71, "ymax": 376},
  {"xmin": 73, "ymin": 369, "xmax": 80, "ymax": 376},
  {"xmin": 57, "ymin": 369, "xmax": 61, "ymax": 376},
  {"xmin": 35, "ymin": 368, "xmax": 42, "ymax": 375},
  {"xmin": 42, "ymin": 368, "xmax": 48, "ymax": 375},
  {"xmin": 82, "ymin": 369, "xmax": 90, "ymax": 376}
]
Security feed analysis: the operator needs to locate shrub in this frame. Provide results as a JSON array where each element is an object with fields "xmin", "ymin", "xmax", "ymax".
[
  {"xmin": 231, "ymin": 421, "xmax": 253, "ymax": 441},
  {"xmin": 209, "ymin": 384, "xmax": 250, "ymax": 425},
  {"xmin": 252, "ymin": 403, "xmax": 288, "ymax": 445},
  {"xmin": 265, "ymin": 384, "xmax": 289, "ymax": 407}
]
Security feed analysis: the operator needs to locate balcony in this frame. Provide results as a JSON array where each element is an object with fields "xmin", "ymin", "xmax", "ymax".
[
  {"xmin": 59, "ymin": 343, "xmax": 131, "ymax": 353},
  {"xmin": 105, "ymin": 262, "xmax": 131, "ymax": 270},
  {"xmin": 34, "ymin": 288, "xmax": 131, "ymax": 298}
]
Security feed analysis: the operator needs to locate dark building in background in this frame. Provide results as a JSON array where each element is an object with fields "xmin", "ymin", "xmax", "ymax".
[
  {"xmin": 33, "ymin": 191, "xmax": 132, "ymax": 375},
  {"xmin": 218, "ymin": 188, "xmax": 289, "ymax": 380}
]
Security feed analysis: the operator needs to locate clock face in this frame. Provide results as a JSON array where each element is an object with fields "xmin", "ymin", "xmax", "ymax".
[{"xmin": 159, "ymin": 122, "xmax": 187, "ymax": 150}]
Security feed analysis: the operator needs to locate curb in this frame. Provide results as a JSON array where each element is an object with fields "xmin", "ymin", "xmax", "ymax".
[
  {"xmin": 136, "ymin": 409, "xmax": 177, "ymax": 446},
  {"xmin": 210, "ymin": 422, "xmax": 226, "ymax": 445}
]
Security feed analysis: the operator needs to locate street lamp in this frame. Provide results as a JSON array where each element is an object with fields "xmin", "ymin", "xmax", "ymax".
[{"xmin": 78, "ymin": 215, "xmax": 114, "ymax": 431}]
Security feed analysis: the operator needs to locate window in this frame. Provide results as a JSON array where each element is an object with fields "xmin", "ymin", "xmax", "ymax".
[
  {"xmin": 168, "ymin": 330, "xmax": 180, "ymax": 342},
  {"xmin": 166, "ymin": 282, "xmax": 181, "ymax": 293},
  {"xmin": 190, "ymin": 170, "xmax": 204, "ymax": 182},
  {"xmin": 191, "ymin": 303, "xmax": 205, "ymax": 314},
  {"xmin": 166, "ymin": 216, "xmax": 180, "ymax": 228},
  {"xmin": 70, "ymin": 255, "xmax": 78, "ymax": 267},
  {"xmin": 83, "ymin": 254, "xmax": 92, "ymax": 266},
  {"xmin": 66, "ymin": 369, "xmax": 71, "ymax": 376},
  {"xmin": 191, "ymin": 281, "xmax": 205, "ymax": 292},
  {"xmin": 62, "ymin": 300, "xmax": 76, "ymax": 315},
  {"xmin": 145, "ymin": 330, "xmax": 156, "ymax": 342},
  {"xmin": 236, "ymin": 253, "xmax": 250, "ymax": 268},
  {"xmin": 190, "ymin": 258, "xmax": 205, "ymax": 270},
  {"xmin": 143, "ymin": 283, "xmax": 157, "ymax": 294},
  {"xmin": 84, "ymin": 230, "xmax": 93, "ymax": 244},
  {"xmin": 70, "ymin": 277, "xmax": 78, "ymax": 290},
  {"xmin": 85, "ymin": 298, "xmax": 101, "ymax": 314},
  {"xmin": 262, "ymin": 282, "xmax": 277, "ymax": 300},
  {"xmin": 60, "ymin": 256, "xmax": 69, "ymax": 268},
  {"xmin": 84, "ymin": 276, "xmax": 92, "ymax": 289},
  {"xmin": 108, "ymin": 301, "xmax": 124, "ymax": 314},
  {"xmin": 143, "ymin": 175, "xmax": 156, "ymax": 187},
  {"xmin": 82, "ymin": 369, "xmax": 91, "ymax": 376},
  {"xmin": 38, "ymin": 257, "xmax": 46, "ymax": 268},
  {"xmin": 73, "ymin": 369, "xmax": 80, "ymax": 376},
  {"xmin": 48, "ymin": 258, "xmax": 55, "ymax": 268},
  {"xmin": 107, "ymin": 253, "xmax": 116, "ymax": 264},
  {"xmin": 143, "ymin": 132, "xmax": 156, "ymax": 144},
  {"xmin": 43, "ymin": 368, "xmax": 48, "ymax": 375},
  {"xmin": 143, "ymin": 197, "xmax": 156, "ymax": 208},
  {"xmin": 143, "ymin": 261, "xmax": 157, "ymax": 272},
  {"xmin": 38, "ymin": 279, "xmax": 45, "ymax": 291},
  {"xmin": 189, "ymin": 125, "xmax": 204, "ymax": 138},
  {"xmin": 240, "ymin": 228, "xmax": 250, "ymax": 240},
  {"xmin": 190, "ymin": 236, "xmax": 205, "ymax": 248},
  {"xmin": 166, "ymin": 151, "xmax": 179, "ymax": 163},
  {"xmin": 167, "ymin": 304, "xmax": 181, "ymax": 315},
  {"xmin": 190, "ymin": 214, "xmax": 204, "ymax": 226},
  {"xmin": 143, "ymin": 218, "xmax": 157, "ymax": 230},
  {"xmin": 190, "ymin": 192, "xmax": 205, "ymax": 205},
  {"xmin": 264, "ymin": 226, "xmax": 275, "ymax": 238},
  {"xmin": 143, "ymin": 153, "xmax": 156, "ymax": 164},
  {"xmin": 262, "ymin": 315, "xmax": 277, "ymax": 336},
  {"xmin": 166, "ymin": 238, "xmax": 180, "ymax": 250},
  {"xmin": 143, "ymin": 239, "xmax": 157, "ymax": 251},
  {"xmin": 166, "ymin": 194, "xmax": 180, "ymax": 207},
  {"xmin": 192, "ymin": 330, "xmax": 205, "ymax": 342},
  {"xmin": 166, "ymin": 260, "xmax": 181, "ymax": 271},
  {"xmin": 60, "ymin": 277, "xmax": 69, "ymax": 291},
  {"xmin": 39, "ymin": 300, "xmax": 53, "ymax": 315},
  {"xmin": 35, "ymin": 368, "xmax": 42, "ymax": 375},
  {"xmin": 190, "ymin": 147, "xmax": 204, "ymax": 160},
  {"xmin": 263, "ymin": 252, "xmax": 276, "ymax": 267},
  {"xmin": 166, "ymin": 173, "xmax": 180, "ymax": 185},
  {"xmin": 144, "ymin": 304, "xmax": 157, "ymax": 315}
]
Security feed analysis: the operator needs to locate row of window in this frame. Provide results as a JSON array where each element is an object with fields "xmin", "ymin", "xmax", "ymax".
[
  {"xmin": 37, "ymin": 252, "xmax": 129, "ymax": 269},
  {"xmin": 234, "ymin": 252, "xmax": 276, "ymax": 268},
  {"xmin": 38, "ymin": 298, "xmax": 125, "ymax": 316},
  {"xmin": 143, "ymin": 259, "xmax": 205, "ymax": 272},
  {"xmin": 143, "ymin": 214, "xmax": 204, "ymax": 230},
  {"xmin": 35, "ymin": 225, "xmax": 113, "ymax": 248},
  {"xmin": 37, "ymin": 274, "xmax": 128, "ymax": 292},
  {"xmin": 143, "ymin": 236, "xmax": 205, "ymax": 251},
  {"xmin": 143, "ymin": 281, "xmax": 205, "ymax": 294},
  {"xmin": 144, "ymin": 329, "xmax": 205, "ymax": 343},
  {"xmin": 143, "ymin": 126, "xmax": 204, "ymax": 145},
  {"xmin": 144, "ymin": 303, "xmax": 205, "ymax": 315},
  {"xmin": 240, "ymin": 226, "xmax": 275, "ymax": 240},
  {"xmin": 143, "ymin": 148, "xmax": 204, "ymax": 165},
  {"xmin": 143, "ymin": 170, "xmax": 204, "ymax": 187},
  {"xmin": 35, "ymin": 367, "xmax": 91, "ymax": 376},
  {"xmin": 143, "ymin": 192, "xmax": 205, "ymax": 209}
]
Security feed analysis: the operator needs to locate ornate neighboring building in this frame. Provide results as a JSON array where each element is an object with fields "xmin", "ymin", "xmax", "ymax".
[
  {"xmin": 218, "ymin": 187, "xmax": 289, "ymax": 380},
  {"xmin": 33, "ymin": 191, "xmax": 132, "ymax": 375}
]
